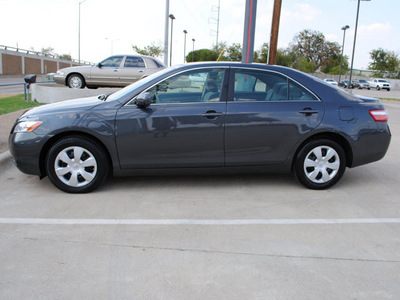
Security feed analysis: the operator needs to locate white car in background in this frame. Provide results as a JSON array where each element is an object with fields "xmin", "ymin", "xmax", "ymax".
[
  {"xmin": 369, "ymin": 78, "xmax": 391, "ymax": 91},
  {"xmin": 324, "ymin": 78, "xmax": 338, "ymax": 86}
]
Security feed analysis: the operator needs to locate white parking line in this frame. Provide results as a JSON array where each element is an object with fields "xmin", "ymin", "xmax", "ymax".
[{"xmin": 0, "ymin": 218, "xmax": 400, "ymax": 225}]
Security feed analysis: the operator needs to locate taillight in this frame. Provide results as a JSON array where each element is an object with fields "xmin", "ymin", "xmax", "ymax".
[{"xmin": 369, "ymin": 110, "xmax": 388, "ymax": 122}]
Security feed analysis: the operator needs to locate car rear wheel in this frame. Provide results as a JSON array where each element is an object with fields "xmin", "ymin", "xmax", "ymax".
[
  {"xmin": 376, "ymin": 86, "xmax": 380, "ymax": 91},
  {"xmin": 68, "ymin": 74, "xmax": 86, "ymax": 89},
  {"xmin": 294, "ymin": 139, "xmax": 346, "ymax": 190},
  {"xmin": 46, "ymin": 137, "xmax": 109, "ymax": 193}
]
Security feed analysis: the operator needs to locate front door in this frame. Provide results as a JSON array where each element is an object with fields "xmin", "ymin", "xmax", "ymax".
[
  {"xmin": 115, "ymin": 67, "xmax": 228, "ymax": 169},
  {"xmin": 89, "ymin": 55, "xmax": 124, "ymax": 86}
]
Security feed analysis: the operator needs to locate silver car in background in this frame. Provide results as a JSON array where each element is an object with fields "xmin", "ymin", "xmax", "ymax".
[{"xmin": 54, "ymin": 55, "xmax": 166, "ymax": 89}]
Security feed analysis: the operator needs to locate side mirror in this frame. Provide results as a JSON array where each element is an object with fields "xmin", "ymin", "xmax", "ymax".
[
  {"xmin": 97, "ymin": 62, "xmax": 103, "ymax": 68},
  {"xmin": 135, "ymin": 92, "xmax": 152, "ymax": 108}
]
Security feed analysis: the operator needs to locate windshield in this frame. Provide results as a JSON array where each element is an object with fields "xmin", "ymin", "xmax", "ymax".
[
  {"xmin": 378, "ymin": 79, "xmax": 388, "ymax": 83},
  {"xmin": 106, "ymin": 67, "xmax": 175, "ymax": 101}
]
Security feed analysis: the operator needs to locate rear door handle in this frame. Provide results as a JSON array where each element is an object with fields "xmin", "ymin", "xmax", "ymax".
[{"xmin": 299, "ymin": 108, "xmax": 319, "ymax": 116}]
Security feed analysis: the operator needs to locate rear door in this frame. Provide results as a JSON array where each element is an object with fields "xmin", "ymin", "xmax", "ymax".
[
  {"xmin": 225, "ymin": 67, "xmax": 325, "ymax": 166},
  {"xmin": 118, "ymin": 56, "xmax": 147, "ymax": 85}
]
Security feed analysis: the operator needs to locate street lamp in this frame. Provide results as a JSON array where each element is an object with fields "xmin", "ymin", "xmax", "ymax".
[
  {"xmin": 106, "ymin": 38, "xmax": 118, "ymax": 55},
  {"xmin": 338, "ymin": 25, "xmax": 350, "ymax": 84},
  {"xmin": 183, "ymin": 30, "xmax": 188, "ymax": 63},
  {"xmin": 169, "ymin": 14, "xmax": 175, "ymax": 66},
  {"xmin": 78, "ymin": 0, "xmax": 87, "ymax": 65},
  {"xmin": 349, "ymin": 0, "xmax": 371, "ymax": 89},
  {"xmin": 192, "ymin": 38, "xmax": 195, "ymax": 62}
]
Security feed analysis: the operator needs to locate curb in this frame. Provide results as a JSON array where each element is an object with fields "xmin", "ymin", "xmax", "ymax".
[{"xmin": 0, "ymin": 150, "xmax": 12, "ymax": 168}]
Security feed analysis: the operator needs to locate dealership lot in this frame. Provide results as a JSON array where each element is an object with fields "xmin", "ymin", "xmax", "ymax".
[{"xmin": 0, "ymin": 100, "xmax": 399, "ymax": 299}]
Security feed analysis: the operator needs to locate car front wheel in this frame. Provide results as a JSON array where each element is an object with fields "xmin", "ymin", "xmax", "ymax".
[
  {"xmin": 46, "ymin": 137, "xmax": 109, "ymax": 193},
  {"xmin": 68, "ymin": 74, "xmax": 86, "ymax": 89},
  {"xmin": 294, "ymin": 139, "xmax": 346, "ymax": 190}
]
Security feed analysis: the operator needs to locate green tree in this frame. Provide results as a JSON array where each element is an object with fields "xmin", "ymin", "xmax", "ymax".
[
  {"xmin": 276, "ymin": 49, "xmax": 292, "ymax": 67},
  {"xmin": 132, "ymin": 43, "xmax": 163, "ymax": 58},
  {"xmin": 41, "ymin": 47, "xmax": 55, "ymax": 57},
  {"xmin": 186, "ymin": 49, "xmax": 218, "ymax": 62},
  {"xmin": 213, "ymin": 42, "xmax": 228, "ymax": 60},
  {"xmin": 369, "ymin": 48, "xmax": 400, "ymax": 78},
  {"xmin": 254, "ymin": 43, "xmax": 268, "ymax": 63},
  {"xmin": 59, "ymin": 54, "xmax": 72, "ymax": 61},
  {"xmin": 226, "ymin": 43, "xmax": 242, "ymax": 61}
]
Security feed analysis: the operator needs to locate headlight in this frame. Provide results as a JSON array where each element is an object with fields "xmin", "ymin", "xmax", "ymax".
[
  {"xmin": 14, "ymin": 121, "xmax": 43, "ymax": 133},
  {"xmin": 56, "ymin": 70, "xmax": 64, "ymax": 75}
]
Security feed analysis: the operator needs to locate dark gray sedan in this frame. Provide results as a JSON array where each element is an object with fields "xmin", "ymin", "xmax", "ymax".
[{"xmin": 9, "ymin": 63, "xmax": 391, "ymax": 193}]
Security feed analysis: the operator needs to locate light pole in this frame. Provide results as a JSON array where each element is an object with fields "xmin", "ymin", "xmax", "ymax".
[
  {"xmin": 192, "ymin": 38, "xmax": 195, "ymax": 62},
  {"xmin": 163, "ymin": 0, "xmax": 170, "ymax": 66},
  {"xmin": 349, "ymin": 0, "xmax": 371, "ymax": 89},
  {"xmin": 183, "ymin": 30, "xmax": 188, "ymax": 63},
  {"xmin": 169, "ymin": 14, "xmax": 175, "ymax": 66},
  {"xmin": 78, "ymin": 0, "xmax": 87, "ymax": 65},
  {"xmin": 106, "ymin": 38, "xmax": 118, "ymax": 55},
  {"xmin": 339, "ymin": 25, "xmax": 350, "ymax": 84}
]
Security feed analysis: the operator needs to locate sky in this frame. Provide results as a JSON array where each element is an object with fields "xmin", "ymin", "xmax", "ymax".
[{"xmin": 1, "ymin": 0, "xmax": 399, "ymax": 69}]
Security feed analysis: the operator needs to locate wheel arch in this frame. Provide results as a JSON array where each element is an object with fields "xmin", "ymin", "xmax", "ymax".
[
  {"xmin": 66, "ymin": 72, "xmax": 86, "ymax": 86},
  {"xmin": 39, "ymin": 131, "xmax": 113, "ymax": 178},
  {"xmin": 291, "ymin": 132, "xmax": 353, "ymax": 171}
]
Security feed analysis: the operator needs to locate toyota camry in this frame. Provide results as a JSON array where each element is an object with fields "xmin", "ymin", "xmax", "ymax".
[{"xmin": 9, "ymin": 62, "xmax": 391, "ymax": 193}]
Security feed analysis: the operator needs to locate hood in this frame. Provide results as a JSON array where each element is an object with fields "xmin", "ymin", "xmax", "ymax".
[
  {"xmin": 59, "ymin": 65, "xmax": 93, "ymax": 73},
  {"xmin": 22, "ymin": 96, "xmax": 103, "ymax": 118}
]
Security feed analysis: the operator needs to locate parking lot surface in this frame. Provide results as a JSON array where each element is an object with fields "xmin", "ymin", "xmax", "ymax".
[{"xmin": 0, "ymin": 100, "xmax": 399, "ymax": 299}]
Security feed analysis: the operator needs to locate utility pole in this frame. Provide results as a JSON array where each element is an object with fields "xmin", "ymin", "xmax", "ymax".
[
  {"xmin": 216, "ymin": 0, "xmax": 220, "ymax": 47},
  {"xmin": 242, "ymin": 0, "xmax": 257, "ymax": 63},
  {"xmin": 267, "ymin": 0, "xmax": 282, "ymax": 65},
  {"xmin": 163, "ymin": 0, "xmax": 170, "ymax": 66},
  {"xmin": 349, "ymin": 0, "xmax": 370, "ymax": 88},
  {"xmin": 339, "ymin": 25, "xmax": 350, "ymax": 84}
]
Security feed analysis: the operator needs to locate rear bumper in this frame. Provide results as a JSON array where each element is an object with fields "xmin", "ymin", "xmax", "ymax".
[{"xmin": 350, "ymin": 125, "xmax": 391, "ymax": 168}]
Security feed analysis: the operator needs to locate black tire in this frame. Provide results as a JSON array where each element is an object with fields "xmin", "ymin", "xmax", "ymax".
[
  {"xmin": 376, "ymin": 86, "xmax": 380, "ymax": 91},
  {"xmin": 87, "ymin": 86, "xmax": 98, "ymax": 89},
  {"xmin": 46, "ymin": 136, "xmax": 109, "ymax": 193},
  {"xmin": 387, "ymin": 89, "xmax": 391, "ymax": 91},
  {"xmin": 294, "ymin": 139, "xmax": 346, "ymax": 190},
  {"xmin": 67, "ymin": 74, "xmax": 86, "ymax": 89}
]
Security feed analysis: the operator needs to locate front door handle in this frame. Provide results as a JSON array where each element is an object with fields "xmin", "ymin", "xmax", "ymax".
[{"xmin": 201, "ymin": 110, "xmax": 223, "ymax": 119}]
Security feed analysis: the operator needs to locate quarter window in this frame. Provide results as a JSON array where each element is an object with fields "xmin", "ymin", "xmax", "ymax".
[{"xmin": 142, "ymin": 68, "xmax": 225, "ymax": 104}]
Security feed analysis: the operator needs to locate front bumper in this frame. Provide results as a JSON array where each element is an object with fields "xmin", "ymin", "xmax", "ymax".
[
  {"xmin": 9, "ymin": 132, "xmax": 46, "ymax": 177},
  {"xmin": 53, "ymin": 74, "xmax": 66, "ymax": 85}
]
